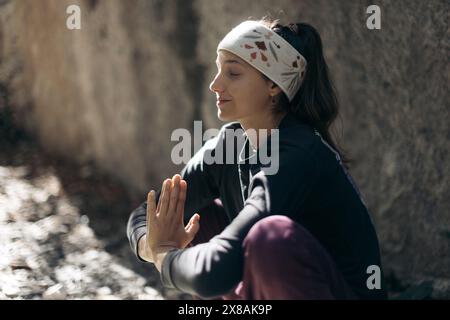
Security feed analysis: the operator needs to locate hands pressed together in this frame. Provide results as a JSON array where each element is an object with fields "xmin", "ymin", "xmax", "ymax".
[{"xmin": 139, "ymin": 174, "xmax": 200, "ymax": 272}]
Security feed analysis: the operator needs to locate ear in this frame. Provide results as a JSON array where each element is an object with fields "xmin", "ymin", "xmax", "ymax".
[{"xmin": 268, "ymin": 81, "xmax": 283, "ymax": 97}]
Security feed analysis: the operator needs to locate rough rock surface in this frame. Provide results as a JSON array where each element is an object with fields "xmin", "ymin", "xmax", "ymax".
[{"xmin": 1, "ymin": 0, "xmax": 448, "ymax": 298}]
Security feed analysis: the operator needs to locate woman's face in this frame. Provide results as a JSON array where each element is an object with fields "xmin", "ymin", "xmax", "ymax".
[{"xmin": 209, "ymin": 50, "xmax": 276, "ymax": 123}]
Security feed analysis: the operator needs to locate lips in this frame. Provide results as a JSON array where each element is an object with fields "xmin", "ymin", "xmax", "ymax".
[{"xmin": 217, "ymin": 99, "xmax": 231, "ymax": 106}]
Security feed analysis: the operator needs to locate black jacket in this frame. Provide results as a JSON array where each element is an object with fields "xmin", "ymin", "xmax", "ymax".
[{"xmin": 127, "ymin": 112, "xmax": 387, "ymax": 299}]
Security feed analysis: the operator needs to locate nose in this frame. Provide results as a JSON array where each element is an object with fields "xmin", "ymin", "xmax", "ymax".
[{"xmin": 209, "ymin": 72, "xmax": 224, "ymax": 94}]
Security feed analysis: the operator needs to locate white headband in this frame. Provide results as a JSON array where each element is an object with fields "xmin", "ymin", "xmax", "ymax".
[{"xmin": 217, "ymin": 20, "xmax": 307, "ymax": 102}]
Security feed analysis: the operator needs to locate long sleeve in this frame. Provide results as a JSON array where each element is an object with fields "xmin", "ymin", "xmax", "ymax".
[
  {"xmin": 159, "ymin": 147, "xmax": 318, "ymax": 298},
  {"xmin": 160, "ymin": 176, "xmax": 270, "ymax": 298},
  {"xmin": 152, "ymin": 113, "xmax": 385, "ymax": 299},
  {"xmin": 126, "ymin": 123, "xmax": 233, "ymax": 262}
]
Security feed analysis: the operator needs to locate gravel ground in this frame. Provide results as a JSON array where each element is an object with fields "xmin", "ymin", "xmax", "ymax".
[
  {"xmin": 0, "ymin": 112, "xmax": 436, "ymax": 300},
  {"xmin": 0, "ymin": 125, "xmax": 190, "ymax": 300}
]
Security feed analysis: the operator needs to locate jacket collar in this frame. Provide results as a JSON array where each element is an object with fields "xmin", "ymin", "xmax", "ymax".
[{"xmin": 278, "ymin": 111, "xmax": 305, "ymax": 130}]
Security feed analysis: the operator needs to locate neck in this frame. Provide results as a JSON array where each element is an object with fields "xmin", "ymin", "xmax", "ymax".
[{"xmin": 239, "ymin": 110, "xmax": 287, "ymax": 149}]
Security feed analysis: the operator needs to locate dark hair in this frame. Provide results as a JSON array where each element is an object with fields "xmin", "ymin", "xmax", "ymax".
[{"xmin": 259, "ymin": 18, "xmax": 351, "ymax": 168}]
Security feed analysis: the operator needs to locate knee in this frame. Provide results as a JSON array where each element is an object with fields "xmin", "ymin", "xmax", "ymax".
[
  {"xmin": 242, "ymin": 215, "xmax": 328, "ymax": 275},
  {"xmin": 243, "ymin": 215, "xmax": 309, "ymax": 252}
]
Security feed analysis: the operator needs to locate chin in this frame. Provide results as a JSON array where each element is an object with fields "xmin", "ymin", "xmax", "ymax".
[{"xmin": 217, "ymin": 111, "xmax": 235, "ymax": 122}]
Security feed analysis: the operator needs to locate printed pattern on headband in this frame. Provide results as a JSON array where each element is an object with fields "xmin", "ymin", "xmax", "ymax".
[{"xmin": 241, "ymin": 28, "xmax": 306, "ymax": 94}]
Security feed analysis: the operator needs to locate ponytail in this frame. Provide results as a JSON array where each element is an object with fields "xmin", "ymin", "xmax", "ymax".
[{"xmin": 260, "ymin": 18, "xmax": 352, "ymax": 168}]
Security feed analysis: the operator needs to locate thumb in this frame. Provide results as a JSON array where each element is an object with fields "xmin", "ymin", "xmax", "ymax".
[{"xmin": 186, "ymin": 213, "xmax": 200, "ymax": 238}]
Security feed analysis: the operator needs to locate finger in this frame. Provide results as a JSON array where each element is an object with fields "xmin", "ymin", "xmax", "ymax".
[
  {"xmin": 156, "ymin": 181, "xmax": 166, "ymax": 214},
  {"xmin": 184, "ymin": 218, "xmax": 192, "ymax": 232},
  {"xmin": 184, "ymin": 212, "xmax": 198, "ymax": 232},
  {"xmin": 168, "ymin": 175, "xmax": 181, "ymax": 218},
  {"xmin": 159, "ymin": 178, "xmax": 171, "ymax": 217},
  {"xmin": 146, "ymin": 190, "xmax": 156, "ymax": 230},
  {"xmin": 157, "ymin": 178, "xmax": 169, "ymax": 213},
  {"xmin": 156, "ymin": 189, "xmax": 161, "ymax": 213},
  {"xmin": 177, "ymin": 179, "xmax": 187, "ymax": 223},
  {"xmin": 185, "ymin": 213, "xmax": 200, "ymax": 239}
]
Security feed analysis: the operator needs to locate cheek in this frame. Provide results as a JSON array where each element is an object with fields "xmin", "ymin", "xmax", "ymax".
[
  {"xmin": 239, "ymin": 79, "xmax": 268, "ymax": 109},
  {"xmin": 232, "ymin": 78, "xmax": 266, "ymax": 103}
]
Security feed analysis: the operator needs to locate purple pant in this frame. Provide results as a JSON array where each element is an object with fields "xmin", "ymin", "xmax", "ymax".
[{"xmin": 190, "ymin": 199, "xmax": 357, "ymax": 300}]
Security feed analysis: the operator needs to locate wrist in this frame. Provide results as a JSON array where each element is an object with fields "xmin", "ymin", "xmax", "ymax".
[
  {"xmin": 153, "ymin": 246, "xmax": 178, "ymax": 272},
  {"xmin": 138, "ymin": 235, "xmax": 152, "ymax": 262}
]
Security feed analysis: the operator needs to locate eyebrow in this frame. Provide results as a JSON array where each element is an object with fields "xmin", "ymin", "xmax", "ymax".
[{"xmin": 215, "ymin": 59, "xmax": 243, "ymax": 66}]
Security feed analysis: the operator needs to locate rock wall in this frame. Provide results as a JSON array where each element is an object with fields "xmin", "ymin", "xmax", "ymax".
[
  {"xmin": 1, "ymin": 0, "xmax": 449, "ymax": 298},
  {"xmin": 1, "ymin": 0, "xmax": 202, "ymax": 194}
]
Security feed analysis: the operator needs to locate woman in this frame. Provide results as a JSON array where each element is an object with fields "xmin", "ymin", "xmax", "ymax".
[{"xmin": 127, "ymin": 18, "xmax": 387, "ymax": 300}]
